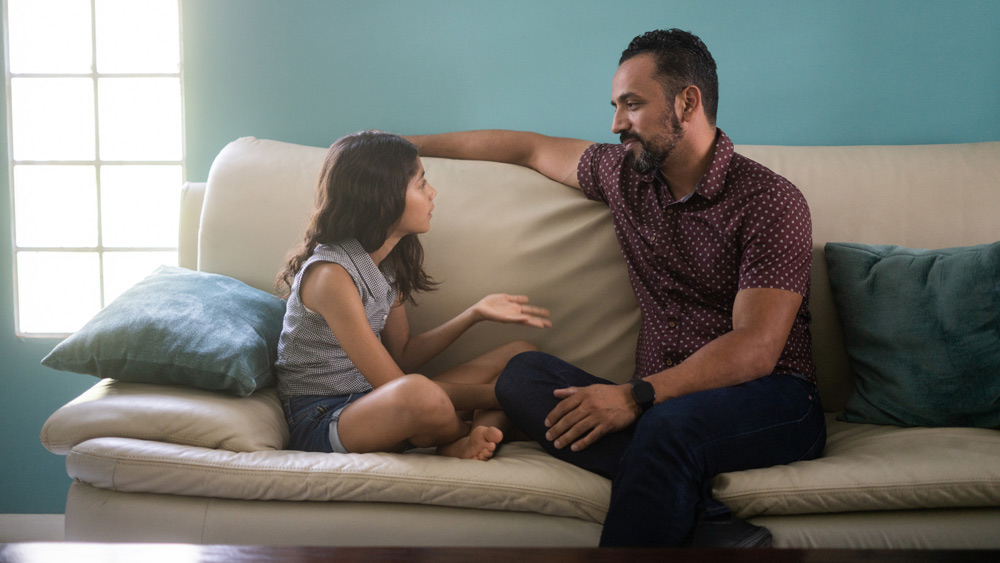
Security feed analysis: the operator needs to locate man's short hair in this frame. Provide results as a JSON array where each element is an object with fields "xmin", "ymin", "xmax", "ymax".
[{"xmin": 620, "ymin": 29, "xmax": 719, "ymax": 125}]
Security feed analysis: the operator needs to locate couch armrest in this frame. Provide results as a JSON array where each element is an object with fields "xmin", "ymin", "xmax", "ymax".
[
  {"xmin": 179, "ymin": 181, "xmax": 206, "ymax": 271},
  {"xmin": 41, "ymin": 379, "xmax": 288, "ymax": 455}
]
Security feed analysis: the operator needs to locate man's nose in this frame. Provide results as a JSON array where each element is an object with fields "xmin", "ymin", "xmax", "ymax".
[{"xmin": 612, "ymin": 107, "xmax": 629, "ymax": 134}]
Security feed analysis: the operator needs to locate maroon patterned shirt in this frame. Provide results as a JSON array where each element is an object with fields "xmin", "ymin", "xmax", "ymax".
[{"xmin": 577, "ymin": 129, "xmax": 816, "ymax": 386}]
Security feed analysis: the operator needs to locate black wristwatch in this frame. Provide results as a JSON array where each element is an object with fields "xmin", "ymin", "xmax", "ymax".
[{"xmin": 629, "ymin": 378, "xmax": 656, "ymax": 414}]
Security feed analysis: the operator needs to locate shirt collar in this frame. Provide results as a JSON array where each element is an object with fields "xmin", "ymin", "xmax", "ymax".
[
  {"xmin": 691, "ymin": 129, "xmax": 735, "ymax": 201},
  {"xmin": 644, "ymin": 128, "xmax": 735, "ymax": 201}
]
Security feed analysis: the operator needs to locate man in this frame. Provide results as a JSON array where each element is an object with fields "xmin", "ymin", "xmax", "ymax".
[{"xmin": 405, "ymin": 29, "xmax": 826, "ymax": 547}]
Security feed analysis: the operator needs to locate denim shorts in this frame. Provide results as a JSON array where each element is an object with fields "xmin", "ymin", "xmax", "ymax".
[{"xmin": 283, "ymin": 393, "xmax": 366, "ymax": 453}]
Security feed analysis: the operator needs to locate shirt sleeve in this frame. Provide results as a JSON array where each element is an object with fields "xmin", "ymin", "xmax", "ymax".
[
  {"xmin": 577, "ymin": 143, "xmax": 625, "ymax": 205},
  {"xmin": 738, "ymin": 182, "xmax": 813, "ymax": 297}
]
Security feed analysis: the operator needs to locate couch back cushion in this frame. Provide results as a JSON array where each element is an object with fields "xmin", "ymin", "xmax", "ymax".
[
  {"xmin": 199, "ymin": 137, "xmax": 1000, "ymax": 411},
  {"xmin": 740, "ymin": 143, "xmax": 1000, "ymax": 410}
]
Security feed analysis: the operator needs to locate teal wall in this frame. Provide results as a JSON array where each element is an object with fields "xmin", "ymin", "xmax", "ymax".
[{"xmin": 2, "ymin": 0, "xmax": 998, "ymax": 514}]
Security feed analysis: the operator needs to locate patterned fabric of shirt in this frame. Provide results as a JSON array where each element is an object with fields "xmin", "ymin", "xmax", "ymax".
[
  {"xmin": 577, "ymin": 129, "xmax": 816, "ymax": 385},
  {"xmin": 275, "ymin": 239, "xmax": 398, "ymax": 397}
]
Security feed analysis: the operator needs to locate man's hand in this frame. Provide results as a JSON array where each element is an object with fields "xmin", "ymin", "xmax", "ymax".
[{"xmin": 544, "ymin": 384, "xmax": 640, "ymax": 452}]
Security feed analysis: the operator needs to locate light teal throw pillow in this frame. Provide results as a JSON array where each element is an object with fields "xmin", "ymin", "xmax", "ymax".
[
  {"xmin": 42, "ymin": 266, "xmax": 287, "ymax": 397},
  {"xmin": 825, "ymin": 241, "xmax": 1000, "ymax": 428}
]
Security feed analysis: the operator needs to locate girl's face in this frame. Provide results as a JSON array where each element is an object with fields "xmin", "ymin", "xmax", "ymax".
[{"xmin": 394, "ymin": 159, "xmax": 437, "ymax": 236}]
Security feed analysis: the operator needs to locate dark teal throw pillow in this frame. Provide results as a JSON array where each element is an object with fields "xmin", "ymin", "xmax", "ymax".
[
  {"xmin": 825, "ymin": 241, "xmax": 1000, "ymax": 428},
  {"xmin": 42, "ymin": 266, "xmax": 287, "ymax": 397}
]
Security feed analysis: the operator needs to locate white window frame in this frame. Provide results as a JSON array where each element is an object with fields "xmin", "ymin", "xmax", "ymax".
[{"xmin": 4, "ymin": 0, "xmax": 186, "ymax": 338}]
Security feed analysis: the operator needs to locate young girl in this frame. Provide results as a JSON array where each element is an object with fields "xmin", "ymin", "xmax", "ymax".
[{"xmin": 274, "ymin": 130, "xmax": 550, "ymax": 461}]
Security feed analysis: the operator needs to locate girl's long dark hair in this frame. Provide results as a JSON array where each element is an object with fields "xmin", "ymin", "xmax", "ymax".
[{"xmin": 276, "ymin": 131, "xmax": 436, "ymax": 303}]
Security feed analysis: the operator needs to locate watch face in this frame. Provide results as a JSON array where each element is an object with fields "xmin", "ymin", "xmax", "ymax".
[{"xmin": 631, "ymin": 379, "xmax": 655, "ymax": 407}]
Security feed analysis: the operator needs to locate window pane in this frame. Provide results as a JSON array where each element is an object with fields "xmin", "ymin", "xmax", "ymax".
[
  {"xmin": 11, "ymin": 78, "xmax": 96, "ymax": 161},
  {"xmin": 13, "ymin": 166, "xmax": 98, "ymax": 248},
  {"xmin": 101, "ymin": 165, "xmax": 182, "ymax": 247},
  {"xmin": 17, "ymin": 251, "xmax": 101, "ymax": 334},
  {"xmin": 98, "ymin": 78, "xmax": 182, "ymax": 161},
  {"xmin": 103, "ymin": 251, "xmax": 177, "ymax": 304},
  {"xmin": 96, "ymin": 0, "xmax": 180, "ymax": 74},
  {"xmin": 7, "ymin": 0, "xmax": 93, "ymax": 74}
]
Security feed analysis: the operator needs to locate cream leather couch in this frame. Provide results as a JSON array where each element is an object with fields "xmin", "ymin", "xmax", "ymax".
[{"xmin": 41, "ymin": 137, "xmax": 1000, "ymax": 548}]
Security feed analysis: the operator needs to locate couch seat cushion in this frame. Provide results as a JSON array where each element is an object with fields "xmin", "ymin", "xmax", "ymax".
[
  {"xmin": 713, "ymin": 414, "xmax": 1000, "ymax": 518},
  {"xmin": 65, "ymin": 437, "xmax": 611, "ymax": 524}
]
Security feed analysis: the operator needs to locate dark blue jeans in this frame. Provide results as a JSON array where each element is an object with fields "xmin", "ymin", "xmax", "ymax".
[{"xmin": 495, "ymin": 351, "xmax": 826, "ymax": 547}]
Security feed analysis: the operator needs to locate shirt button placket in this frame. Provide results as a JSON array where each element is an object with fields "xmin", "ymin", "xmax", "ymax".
[{"xmin": 660, "ymin": 313, "xmax": 680, "ymax": 370}]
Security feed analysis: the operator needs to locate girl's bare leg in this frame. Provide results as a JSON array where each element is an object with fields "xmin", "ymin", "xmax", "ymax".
[
  {"xmin": 434, "ymin": 340, "xmax": 537, "ymax": 387},
  {"xmin": 432, "ymin": 340, "xmax": 537, "ymax": 441},
  {"xmin": 337, "ymin": 341, "xmax": 536, "ymax": 458},
  {"xmin": 337, "ymin": 373, "xmax": 499, "ymax": 459},
  {"xmin": 433, "ymin": 340, "xmax": 537, "ymax": 410}
]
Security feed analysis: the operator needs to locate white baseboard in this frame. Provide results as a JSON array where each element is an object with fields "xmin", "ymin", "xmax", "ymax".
[{"xmin": 0, "ymin": 514, "xmax": 65, "ymax": 542}]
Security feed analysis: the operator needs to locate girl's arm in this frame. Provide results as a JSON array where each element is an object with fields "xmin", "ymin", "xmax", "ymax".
[
  {"xmin": 382, "ymin": 294, "xmax": 551, "ymax": 374},
  {"xmin": 300, "ymin": 262, "xmax": 406, "ymax": 388}
]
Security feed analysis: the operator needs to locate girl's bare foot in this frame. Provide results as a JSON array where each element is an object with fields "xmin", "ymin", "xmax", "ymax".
[{"xmin": 437, "ymin": 426, "xmax": 503, "ymax": 460}]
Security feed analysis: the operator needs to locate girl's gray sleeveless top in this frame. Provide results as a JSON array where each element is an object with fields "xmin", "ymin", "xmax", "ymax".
[{"xmin": 275, "ymin": 239, "xmax": 397, "ymax": 397}]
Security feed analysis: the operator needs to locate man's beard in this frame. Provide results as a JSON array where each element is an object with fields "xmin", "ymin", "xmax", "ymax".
[{"xmin": 623, "ymin": 110, "xmax": 684, "ymax": 175}]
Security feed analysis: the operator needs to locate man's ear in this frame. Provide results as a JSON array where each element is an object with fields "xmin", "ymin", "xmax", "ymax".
[{"xmin": 677, "ymin": 85, "xmax": 702, "ymax": 122}]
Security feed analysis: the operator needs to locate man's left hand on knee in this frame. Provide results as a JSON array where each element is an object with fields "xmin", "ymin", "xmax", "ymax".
[{"xmin": 544, "ymin": 384, "xmax": 638, "ymax": 451}]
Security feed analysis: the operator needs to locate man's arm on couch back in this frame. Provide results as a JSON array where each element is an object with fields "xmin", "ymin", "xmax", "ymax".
[{"xmin": 405, "ymin": 130, "xmax": 593, "ymax": 189}]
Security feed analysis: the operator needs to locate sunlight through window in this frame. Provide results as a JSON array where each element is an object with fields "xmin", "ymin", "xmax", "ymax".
[{"xmin": 5, "ymin": 0, "xmax": 184, "ymax": 336}]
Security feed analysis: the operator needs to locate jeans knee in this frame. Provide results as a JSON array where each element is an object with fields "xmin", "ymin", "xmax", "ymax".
[
  {"xmin": 488, "ymin": 341, "xmax": 540, "ymax": 379},
  {"xmin": 496, "ymin": 351, "xmax": 548, "ymax": 400},
  {"xmin": 507, "ymin": 349, "xmax": 549, "ymax": 370}
]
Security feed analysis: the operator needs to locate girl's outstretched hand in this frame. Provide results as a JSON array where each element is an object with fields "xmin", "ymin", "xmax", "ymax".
[{"xmin": 473, "ymin": 294, "xmax": 552, "ymax": 328}]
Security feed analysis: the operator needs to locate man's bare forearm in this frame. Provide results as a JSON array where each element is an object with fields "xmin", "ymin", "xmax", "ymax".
[
  {"xmin": 405, "ymin": 130, "xmax": 539, "ymax": 166},
  {"xmin": 404, "ymin": 130, "xmax": 593, "ymax": 188}
]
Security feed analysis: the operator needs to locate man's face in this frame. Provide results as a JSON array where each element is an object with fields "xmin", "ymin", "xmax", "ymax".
[{"xmin": 611, "ymin": 53, "xmax": 685, "ymax": 175}]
